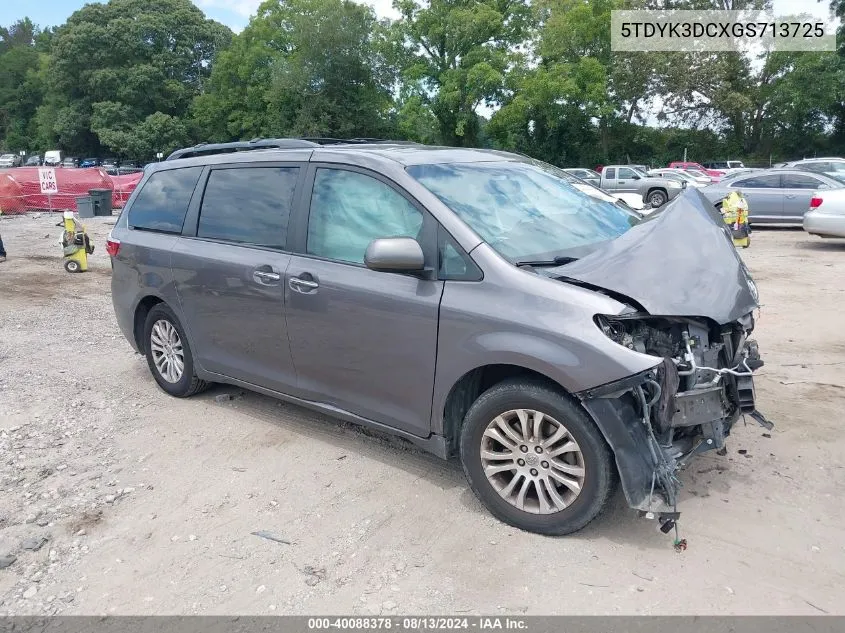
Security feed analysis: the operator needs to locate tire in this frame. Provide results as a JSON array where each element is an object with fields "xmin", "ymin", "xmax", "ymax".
[
  {"xmin": 143, "ymin": 303, "xmax": 209, "ymax": 398},
  {"xmin": 64, "ymin": 259, "xmax": 80, "ymax": 273},
  {"xmin": 647, "ymin": 189, "xmax": 668, "ymax": 208},
  {"xmin": 459, "ymin": 378, "xmax": 616, "ymax": 536}
]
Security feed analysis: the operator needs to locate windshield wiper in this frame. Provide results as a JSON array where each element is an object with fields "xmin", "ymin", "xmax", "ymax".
[{"xmin": 515, "ymin": 256, "xmax": 579, "ymax": 268}]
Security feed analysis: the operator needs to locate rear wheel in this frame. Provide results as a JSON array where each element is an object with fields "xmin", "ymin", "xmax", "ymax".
[
  {"xmin": 648, "ymin": 189, "xmax": 668, "ymax": 208},
  {"xmin": 143, "ymin": 304, "xmax": 208, "ymax": 397},
  {"xmin": 64, "ymin": 259, "xmax": 81, "ymax": 273},
  {"xmin": 459, "ymin": 379, "xmax": 616, "ymax": 535}
]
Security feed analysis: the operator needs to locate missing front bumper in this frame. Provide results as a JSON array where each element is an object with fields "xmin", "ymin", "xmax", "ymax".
[{"xmin": 577, "ymin": 345, "xmax": 772, "ymax": 523}]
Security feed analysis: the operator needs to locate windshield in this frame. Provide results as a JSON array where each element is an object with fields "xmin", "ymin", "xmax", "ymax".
[{"xmin": 406, "ymin": 161, "xmax": 639, "ymax": 263}]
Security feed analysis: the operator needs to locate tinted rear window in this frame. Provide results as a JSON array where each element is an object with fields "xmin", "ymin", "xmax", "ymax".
[
  {"xmin": 197, "ymin": 167, "xmax": 299, "ymax": 249},
  {"xmin": 782, "ymin": 173, "xmax": 826, "ymax": 189},
  {"xmin": 733, "ymin": 174, "xmax": 781, "ymax": 188},
  {"xmin": 129, "ymin": 167, "xmax": 203, "ymax": 233}
]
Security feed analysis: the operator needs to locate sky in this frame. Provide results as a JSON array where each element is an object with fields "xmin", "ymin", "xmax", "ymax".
[
  {"xmin": 0, "ymin": 0, "xmax": 398, "ymax": 33},
  {"xmin": 1, "ymin": 0, "xmax": 837, "ymax": 33}
]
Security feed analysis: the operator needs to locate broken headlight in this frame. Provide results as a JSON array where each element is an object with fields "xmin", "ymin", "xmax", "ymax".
[{"xmin": 594, "ymin": 315, "xmax": 681, "ymax": 358}]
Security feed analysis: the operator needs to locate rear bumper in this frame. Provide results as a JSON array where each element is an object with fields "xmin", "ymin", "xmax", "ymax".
[{"xmin": 803, "ymin": 211, "xmax": 845, "ymax": 238}]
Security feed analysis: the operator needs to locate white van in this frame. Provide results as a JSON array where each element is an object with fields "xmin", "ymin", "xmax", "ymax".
[{"xmin": 44, "ymin": 150, "xmax": 63, "ymax": 166}]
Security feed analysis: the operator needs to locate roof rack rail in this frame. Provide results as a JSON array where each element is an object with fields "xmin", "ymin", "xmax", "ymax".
[
  {"xmin": 302, "ymin": 137, "xmax": 422, "ymax": 146},
  {"xmin": 165, "ymin": 138, "xmax": 318, "ymax": 161},
  {"xmin": 165, "ymin": 137, "xmax": 424, "ymax": 161}
]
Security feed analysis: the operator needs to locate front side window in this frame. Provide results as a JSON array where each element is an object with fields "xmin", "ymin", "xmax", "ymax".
[
  {"xmin": 197, "ymin": 167, "xmax": 299, "ymax": 249},
  {"xmin": 129, "ymin": 167, "xmax": 203, "ymax": 233},
  {"xmin": 407, "ymin": 161, "xmax": 637, "ymax": 263},
  {"xmin": 618, "ymin": 168, "xmax": 638, "ymax": 179},
  {"xmin": 307, "ymin": 168, "xmax": 424, "ymax": 265}
]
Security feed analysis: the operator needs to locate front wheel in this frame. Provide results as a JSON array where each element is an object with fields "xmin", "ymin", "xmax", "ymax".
[
  {"xmin": 459, "ymin": 379, "xmax": 616, "ymax": 535},
  {"xmin": 143, "ymin": 304, "xmax": 209, "ymax": 397},
  {"xmin": 64, "ymin": 259, "xmax": 81, "ymax": 273}
]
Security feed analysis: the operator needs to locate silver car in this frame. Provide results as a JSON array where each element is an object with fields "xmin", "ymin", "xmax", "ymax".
[
  {"xmin": 804, "ymin": 187, "xmax": 845, "ymax": 238},
  {"xmin": 702, "ymin": 169, "xmax": 844, "ymax": 223},
  {"xmin": 108, "ymin": 141, "xmax": 768, "ymax": 536}
]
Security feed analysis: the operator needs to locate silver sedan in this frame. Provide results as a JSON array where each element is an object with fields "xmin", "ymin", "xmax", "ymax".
[
  {"xmin": 701, "ymin": 169, "xmax": 844, "ymax": 223},
  {"xmin": 804, "ymin": 187, "xmax": 845, "ymax": 238}
]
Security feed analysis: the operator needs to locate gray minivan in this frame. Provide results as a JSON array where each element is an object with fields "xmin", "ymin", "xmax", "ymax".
[{"xmin": 108, "ymin": 141, "xmax": 769, "ymax": 536}]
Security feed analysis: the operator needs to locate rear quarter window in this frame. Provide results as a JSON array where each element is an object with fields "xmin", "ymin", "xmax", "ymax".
[{"xmin": 128, "ymin": 167, "xmax": 203, "ymax": 233}]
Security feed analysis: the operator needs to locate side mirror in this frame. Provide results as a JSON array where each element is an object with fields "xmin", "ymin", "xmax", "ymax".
[
  {"xmin": 631, "ymin": 174, "xmax": 641, "ymax": 180},
  {"xmin": 364, "ymin": 237, "xmax": 425, "ymax": 273}
]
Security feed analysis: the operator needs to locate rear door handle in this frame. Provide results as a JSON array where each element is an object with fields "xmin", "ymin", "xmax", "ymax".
[
  {"xmin": 289, "ymin": 277, "xmax": 319, "ymax": 292},
  {"xmin": 253, "ymin": 270, "xmax": 281, "ymax": 284},
  {"xmin": 785, "ymin": 194, "xmax": 797, "ymax": 199}
]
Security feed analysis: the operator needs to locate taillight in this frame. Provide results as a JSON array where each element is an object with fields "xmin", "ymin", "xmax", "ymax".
[
  {"xmin": 106, "ymin": 234, "xmax": 121, "ymax": 257},
  {"xmin": 810, "ymin": 197, "xmax": 823, "ymax": 209}
]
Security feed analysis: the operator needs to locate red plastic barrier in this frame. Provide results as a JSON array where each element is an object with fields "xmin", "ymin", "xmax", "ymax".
[
  {"xmin": 109, "ymin": 172, "xmax": 143, "ymax": 208},
  {"xmin": 0, "ymin": 172, "xmax": 27, "ymax": 214},
  {"xmin": 0, "ymin": 166, "xmax": 114, "ymax": 214}
]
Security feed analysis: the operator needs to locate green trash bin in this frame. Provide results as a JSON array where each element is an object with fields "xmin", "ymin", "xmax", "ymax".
[{"xmin": 89, "ymin": 188, "xmax": 113, "ymax": 216}]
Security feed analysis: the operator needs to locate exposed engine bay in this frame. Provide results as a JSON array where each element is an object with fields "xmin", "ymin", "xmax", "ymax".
[{"xmin": 579, "ymin": 311, "xmax": 772, "ymax": 532}]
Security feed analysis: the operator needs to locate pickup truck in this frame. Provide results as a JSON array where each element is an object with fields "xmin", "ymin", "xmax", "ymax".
[{"xmin": 599, "ymin": 165, "xmax": 685, "ymax": 207}]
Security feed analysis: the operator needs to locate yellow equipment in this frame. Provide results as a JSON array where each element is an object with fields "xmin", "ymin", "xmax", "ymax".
[
  {"xmin": 721, "ymin": 191, "xmax": 750, "ymax": 248},
  {"xmin": 60, "ymin": 210, "xmax": 95, "ymax": 273}
]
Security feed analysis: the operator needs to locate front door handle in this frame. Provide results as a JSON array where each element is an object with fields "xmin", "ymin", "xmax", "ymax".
[
  {"xmin": 253, "ymin": 270, "xmax": 281, "ymax": 284},
  {"xmin": 289, "ymin": 277, "xmax": 319, "ymax": 292}
]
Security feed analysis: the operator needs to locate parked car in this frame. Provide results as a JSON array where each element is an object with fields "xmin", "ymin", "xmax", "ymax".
[
  {"xmin": 0, "ymin": 153, "xmax": 23, "ymax": 168},
  {"xmin": 25, "ymin": 154, "xmax": 43, "ymax": 167},
  {"xmin": 647, "ymin": 169, "xmax": 706, "ymax": 188},
  {"xmin": 61, "ymin": 157, "xmax": 79, "ymax": 168},
  {"xmin": 108, "ymin": 141, "xmax": 767, "ymax": 536},
  {"xmin": 682, "ymin": 168, "xmax": 718, "ymax": 183},
  {"xmin": 701, "ymin": 169, "xmax": 844, "ymax": 223},
  {"xmin": 44, "ymin": 150, "xmax": 63, "ymax": 166},
  {"xmin": 562, "ymin": 168, "xmax": 601, "ymax": 187},
  {"xmin": 803, "ymin": 188, "xmax": 845, "ymax": 238},
  {"xmin": 80, "ymin": 157, "xmax": 102, "ymax": 168},
  {"xmin": 778, "ymin": 158, "xmax": 845, "ymax": 182},
  {"xmin": 703, "ymin": 160, "xmax": 746, "ymax": 171},
  {"xmin": 598, "ymin": 165, "xmax": 684, "ymax": 207},
  {"xmin": 559, "ymin": 169, "xmax": 648, "ymax": 213},
  {"xmin": 669, "ymin": 161, "xmax": 725, "ymax": 180},
  {"xmin": 657, "ymin": 168, "xmax": 711, "ymax": 185}
]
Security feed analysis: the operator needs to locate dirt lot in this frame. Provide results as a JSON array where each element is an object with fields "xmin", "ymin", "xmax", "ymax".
[{"xmin": 1, "ymin": 212, "xmax": 844, "ymax": 616}]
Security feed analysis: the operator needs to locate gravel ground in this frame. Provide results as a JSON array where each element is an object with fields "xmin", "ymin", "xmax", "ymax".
[{"xmin": 1, "ymin": 213, "xmax": 844, "ymax": 616}]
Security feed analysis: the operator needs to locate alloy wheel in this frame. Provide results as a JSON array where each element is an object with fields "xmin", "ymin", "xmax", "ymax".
[
  {"xmin": 480, "ymin": 409, "xmax": 585, "ymax": 514},
  {"xmin": 149, "ymin": 319, "xmax": 185, "ymax": 384}
]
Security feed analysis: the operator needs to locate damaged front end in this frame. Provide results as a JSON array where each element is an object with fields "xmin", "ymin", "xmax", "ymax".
[{"xmin": 577, "ymin": 312, "xmax": 771, "ymax": 530}]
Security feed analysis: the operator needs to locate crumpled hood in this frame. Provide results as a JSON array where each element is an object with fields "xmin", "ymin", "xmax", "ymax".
[{"xmin": 543, "ymin": 189, "xmax": 759, "ymax": 324}]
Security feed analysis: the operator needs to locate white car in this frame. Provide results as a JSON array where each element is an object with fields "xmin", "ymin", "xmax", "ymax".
[
  {"xmin": 660, "ymin": 167, "xmax": 711, "ymax": 185},
  {"xmin": 648, "ymin": 169, "xmax": 705, "ymax": 188},
  {"xmin": 803, "ymin": 188, "xmax": 845, "ymax": 238}
]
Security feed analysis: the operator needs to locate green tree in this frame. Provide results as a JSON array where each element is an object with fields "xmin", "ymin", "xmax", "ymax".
[
  {"xmin": 391, "ymin": 0, "xmax": 532, "ymax": 146},
  {"xmin": 191, "ymin": 0, "xmax": 395, "ymax": 142},
  {"xmin": 0, "ymin": 19, "xmax": 47, "ymax": 151},
  {"xmin": 42, "ymin": 0, "xmax": 231, "ymax": 157}
]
